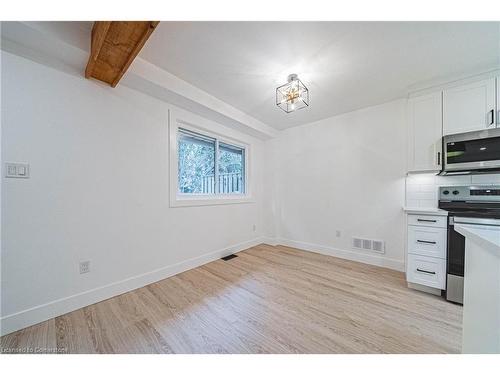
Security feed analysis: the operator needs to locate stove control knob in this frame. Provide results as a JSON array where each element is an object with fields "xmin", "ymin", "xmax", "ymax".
[
  {"xmin": 452, "ymin": 190, "xmax": 460, "ymax": 195},
  {"xmin": 443, "ymin": 190, "xmax": 450, "ymax": 195}
]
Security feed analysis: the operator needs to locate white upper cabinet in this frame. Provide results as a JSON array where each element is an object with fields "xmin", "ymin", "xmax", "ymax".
[
  {"xmin": 497, "ymin": 76, "xmax": 500, "ymax": 126},
  {"xmin": 407, "ymin": 92, "xmax": 443, "ymax": 172},
  {"xmin": 443, "ymin": 77, "xmax": 496, "ymax": 135}
]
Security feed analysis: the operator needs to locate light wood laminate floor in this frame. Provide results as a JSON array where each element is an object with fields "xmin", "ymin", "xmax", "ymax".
[{"xmin": 1, "ymin": 245, "xmax": 462, "ymax": 354}]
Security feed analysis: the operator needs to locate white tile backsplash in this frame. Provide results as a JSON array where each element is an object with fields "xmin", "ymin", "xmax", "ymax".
[
  {"xmin": 418, "ymin": 199, "xmax": 437, "ymax": 208},
  {"xmin": 471, "ymin": 174, "xmax": 500, "ymax": 185},
  {"xmin": 405, "ymin": 173, "xmax": 500, "ymax": 208},
  {"xmin": 406, "ymin": 174, "xmax": 436, "ymax": 186},
  {"xmin": 435, "ymin": 175, "xmax": 472, "ymax": 186},
  {"xmin": 406, "ymin": 199, "xmax": 419, "ymax": 208},
  {"xmin": 419, "ymin": 184, "xmax": 436, "ymax": 193}
]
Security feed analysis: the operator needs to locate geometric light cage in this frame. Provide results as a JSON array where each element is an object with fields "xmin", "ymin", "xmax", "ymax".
[{"xmin": 276, "ymin": 74, "xmax": 309, "ymax": 113}]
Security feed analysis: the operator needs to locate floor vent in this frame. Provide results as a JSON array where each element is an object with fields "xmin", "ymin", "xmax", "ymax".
[
  {"xmin": 221, "ymin": 254, "xmax": 238, "ymax": 261},
  {"xmin": 352, "ymin": 237, "xmax": 385, "ymax": 254}
]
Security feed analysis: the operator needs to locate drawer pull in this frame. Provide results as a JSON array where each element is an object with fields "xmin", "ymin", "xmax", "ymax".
[
  {"xmin": 417, "ymin": 219, "xmax": 437, "ymax": 223},
  {"xmin": 417, "ymin": 239, "xmax": 437, "ymax": 244},
  {"xmin": 416, "ymin": 268, "xmax": 436, "ymax": 275}
]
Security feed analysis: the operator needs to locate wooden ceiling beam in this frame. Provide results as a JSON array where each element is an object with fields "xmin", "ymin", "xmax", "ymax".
[
  {"xmin": 85, "ymin": 21, "xmax": 159, "ymax": 87},
  {"xmin": 85, "ymin": 21, "xmax": 112, "ymax": 80}
]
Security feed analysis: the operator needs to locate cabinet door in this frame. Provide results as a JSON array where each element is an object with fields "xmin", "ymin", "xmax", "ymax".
[
  {"xmin": 407, "ymin": 254, "xmax": 446, "ymax": 289},
  {"xmin": 407, "ymin": 92, "xmax": 443, "ymax": 172},
  {"xmin": 407, "ymin": 225, "xmax": 447, "ymax": 258},
  {"xmin": 443, "ymin": 77, "xmax": 496, "ymax": 135}
]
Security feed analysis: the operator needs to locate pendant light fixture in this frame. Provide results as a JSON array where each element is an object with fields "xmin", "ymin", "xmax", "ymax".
[{"xmin": 276, "ymin": 74, "xmax": 309, "ymax": 113}]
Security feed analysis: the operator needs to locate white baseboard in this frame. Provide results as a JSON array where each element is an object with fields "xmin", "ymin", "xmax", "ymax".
[
  {"xmin": 0, "ymin": 237, "xmax": 265, "ymax": 336},
  {"xmin": 261, "ymin": 237, "xmax": 279, "ymax": 246},
  {"xmin": 275, "ymin": 238, "xmax": 405, "ymax": 272}
]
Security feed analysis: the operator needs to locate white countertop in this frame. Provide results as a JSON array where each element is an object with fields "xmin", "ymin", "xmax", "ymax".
[
  {"xmin": 403, "ymin": 207, "xmax": 449, "ymax": 216},
  {"xmin": 455, "ymin": 224, "xmax": 500, "ymax": 256}
]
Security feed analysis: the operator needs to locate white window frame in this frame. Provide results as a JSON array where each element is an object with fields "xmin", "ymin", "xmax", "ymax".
[{"xmin": 169, "ymin": 109, "xmax": 252, "ymax": 207}]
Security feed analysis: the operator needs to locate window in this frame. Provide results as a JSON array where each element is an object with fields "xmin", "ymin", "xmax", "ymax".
[
  {"xmin": 217, "ymin": 142, "xmax": 245, "ymax": 194},
  {"xmin": 172, "ymin": 122, "xmax": 249, "ymax": 206},
  {"xmin": 178, "ymin": 129, "xmax": 216, "ymax": 194},
  {"xmin": 178, "ymin": 128, "xmax": 245, "ymax": 195}
]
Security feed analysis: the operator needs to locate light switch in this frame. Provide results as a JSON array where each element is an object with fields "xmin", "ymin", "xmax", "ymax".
[{"xmin": 5, "ymin": 162, "xmax": 30, "ymax": 178}]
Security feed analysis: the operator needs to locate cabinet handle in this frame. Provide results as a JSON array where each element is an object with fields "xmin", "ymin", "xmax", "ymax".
[
  {"xmin": 416, "ymin": 268, "xmax": 436, "ymax": 275},
  {"xmin": 417, "ymin": 239, "xmax": 437, "ymax": 244},
  {"xmin": 489, "ymin": 109, "xmax": 495, "ymax": 126},
  {"xmin": 417, "ymin": 219, "xmax": 437, "ymax": 223}
]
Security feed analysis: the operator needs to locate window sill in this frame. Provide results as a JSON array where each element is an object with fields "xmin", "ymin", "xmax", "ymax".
[{"xmin": 170, "ymin": 195, "xmax": 255, "ymax": 208}]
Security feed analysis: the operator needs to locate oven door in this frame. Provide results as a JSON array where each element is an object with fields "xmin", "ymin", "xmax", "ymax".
[
  {"xmin": 441, "ymin": 128, "xmax": 500, "ymax": 174},
  {"xmin": 447, "ymin": 216, "xmax": 467, "ymax": 304},
  {"xmin": 447, "ymin": 216, "xmax": 500, "ymax": 304},
  {"xmin": 448, "ymin": 218, "xmax": 465, "ymax": 277}
]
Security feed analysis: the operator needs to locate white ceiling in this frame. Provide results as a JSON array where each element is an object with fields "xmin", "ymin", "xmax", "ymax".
[{"xmin": 139, "ymin": 22, "xmax": 500, "ymax": 130}]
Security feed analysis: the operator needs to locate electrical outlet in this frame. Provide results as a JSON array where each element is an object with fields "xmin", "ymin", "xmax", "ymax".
[
  {"xmin": 253, "ymin": 224, "xmax": 257, "ymax": 232},
  {"xmin": 336, "ymin": 230, "xmax": 341, "ymax": 238},
  {"xmin": 79, "ymin": 261, "xmax": 90, "ymax": 274}
]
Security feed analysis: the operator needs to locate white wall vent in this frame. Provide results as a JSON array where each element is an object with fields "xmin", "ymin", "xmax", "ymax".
[
  {"xmin": 352, "ymin": 238, "xmax": 363, "ymax": 249},
  {"xmin": 362, "ymin": 239, "xmax": 372, "ymax": 250},
  {"xmin": 352, "ymin": 237, "xmax": 385, "ymax": 254},
  {"xmin": 372, "ymin": 240, "xmax": 385, "ymax": 253}
]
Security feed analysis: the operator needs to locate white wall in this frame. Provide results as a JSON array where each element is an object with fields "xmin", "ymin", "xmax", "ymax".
[
  {"xmin": 265, "ymin": 99, "xmax": 408, "ymax": 270},
  {"xmin": 1, "ymin": 51, "xmax": 265, "ymax": 334}
]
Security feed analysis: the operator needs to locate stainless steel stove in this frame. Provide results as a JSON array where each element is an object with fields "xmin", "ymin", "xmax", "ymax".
[{"xmin": 438, "ymin": 185, "xmax": 500, "ymax": 304}]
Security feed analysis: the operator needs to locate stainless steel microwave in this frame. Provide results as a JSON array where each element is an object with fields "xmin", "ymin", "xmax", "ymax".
[{"xmin": 440, "ymin": 127, "xmax": 500, "ymax": 175}]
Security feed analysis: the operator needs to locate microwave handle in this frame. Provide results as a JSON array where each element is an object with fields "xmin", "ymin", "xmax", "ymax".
[{"xmin": 437, "ymin": 151, "xmax": 441, "ymax": 166}]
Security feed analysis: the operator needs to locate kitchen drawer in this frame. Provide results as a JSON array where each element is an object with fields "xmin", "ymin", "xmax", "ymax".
[
  {"xmin": 406, "ymin": 254, "xmax": 446, "ymax": 289},
  {"xmin": 407, "ymin": 226, "xmax": 447, "ymax": 258},
  {"xmin": 407, "ymin": 214, "xmax": 447, "ymax": 228}
]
